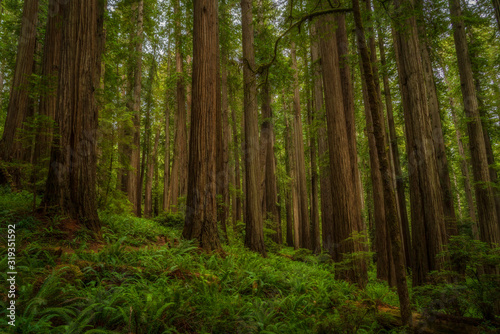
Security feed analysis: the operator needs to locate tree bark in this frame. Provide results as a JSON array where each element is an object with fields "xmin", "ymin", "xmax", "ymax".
[
  {"xmin": 353, "ymin": 0, "xmax": 411, "ymax": 325},
  {"xmin": 310, "ymin": 22, "xmax": 334, "ymax": 255},
  {"xmin": 317, "ymin": 8, "xmax": 366, "ymax": 286},
  {"xmin": 377, "ymin": 23, "xmax": 412, "ymax": 269},
  {"xmin": 169, "ymin": 0, "xmax": 188, "ymax": 211},
  {"xmin": 216, "ymin": 30, "xmax": 229, "ymax": 242},
  {"xmin": 0, "ymin": 0, "xmax": 39, "ymax": 186},
  {"xmin": 183, "ymin": 0, "xmax": 221, "ymax": 252},
  {"xmin": 241, "ymin": 0, "xmax": 266, "ymax": 256},
  {"xmin": 41, "ymin": 0, "xmax": 101, "ymax": 233},
  {"xmin": 307, "ymin": 82, "xmax": 321, "ymax": 254},
  {"xmin": 449, "ymin": 0, "xmax": 500, "ymax": 246},
  {"xmin": 392, "ymin": 0, "xmax": 447, "ymax": 286},
  {"xmin": 416, "ymin": 0, "xmax": 458, "ymax": 238},
  {"xmin": 35, "ymin": 0, "xmax": 63, "ymax": 168},
  {"xmin": 290, "ymin": 41, "xmax": 311, "ymax": 250},
  {"xmin": 163, "ymin": 62, "xmax": 171, "ymax": 211},
  {"xmin": 231, "ymin": 103, "xmax": 242, "ymax": 226}
]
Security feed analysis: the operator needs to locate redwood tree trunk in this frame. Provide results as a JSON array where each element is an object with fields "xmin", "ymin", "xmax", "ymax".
[
  {"xmin": 317, "ymin": 8, "xmax": 366, "ymax": 286},
  {"xmin": 377, "ymin": 24, "xmax": 412, "ymax": 269},
  {"xmin": 0, "ymin": 0, "xmax": 39, "ymax": 186},
  {"xmin": 183, "ymin": 0, "xmax": 221, "ymax": 252},
  {"xmin": 291, "ymin": 41, "xmax": 311, "ymax": 250},
  {"xmin": 310, "ymin": 22, "xmax": 334, "ymax": 255},
  {"xmin": 169, "ymin": 0, "xmax": 188, "ymax": 211},
  {"xmin": 231, "ymin": 104, "xmax": 242, "ymax": 226},
  {"xmin": 449, "ymin": 0, "xmax": 500, "ymax": 246},
  {"xmin": 353, "ymin": 0, "xmax": 411, "ymax": 325},
  {"xmin": 392, "ymin": 0, "xmax": 447, "ymax": 286},
  {"xmin": 241, "ymin": 0, "xmax": 265, "ymax": 255},
  {"xmin": 41, "ymin": 0, "xmax": 101, "ymax": 233},
  {"xmin": 36, "ymin": 0, "xmax": 63, "ymax": 167},
  {"xmin": 416, "ymin": 0, "xmax": 458, "ymax": 238}
]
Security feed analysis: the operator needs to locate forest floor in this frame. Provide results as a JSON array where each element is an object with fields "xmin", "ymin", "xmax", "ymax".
[{"xmin": 0, "ymin": 188, "xmax": 499, "ymax": 333}]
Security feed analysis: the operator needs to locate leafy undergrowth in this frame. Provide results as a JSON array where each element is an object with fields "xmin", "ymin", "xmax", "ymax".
[{"xmin": 0, "ymin": 189, "xmax": 445, "ymax": 333}]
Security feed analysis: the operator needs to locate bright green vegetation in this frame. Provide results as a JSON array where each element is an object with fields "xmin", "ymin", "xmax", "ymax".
[{"xmin": 0, "ymin": 188, "xmax": 498, "ymax": 333}]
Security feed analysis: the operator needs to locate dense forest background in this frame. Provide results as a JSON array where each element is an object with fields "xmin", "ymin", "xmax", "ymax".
[{"xmin": 0, "ymin": 0, "xmax": 500, "ymax": 332}]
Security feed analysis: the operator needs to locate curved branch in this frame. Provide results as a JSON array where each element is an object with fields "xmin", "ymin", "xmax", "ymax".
[{"xmin": 256, "ymin": 7, "xmax": 352, "ymax": 75}]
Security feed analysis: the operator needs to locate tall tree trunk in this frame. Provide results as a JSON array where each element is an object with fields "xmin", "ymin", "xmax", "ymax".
[
  {"xmin": 392, "ymin": 0, "xmax": 446, "ymax": 286},
  {"xmin": 307, "ymin": 84, "xmax": 321, "ymax": 254},
  {"xmin": 231, "ymin": 103, "xmax": 242, "ymax": 226},
  {"xmin": 216, "ymin": 25, "xmax": 229, "ymax": 242},
  {"xmin": 0, "ymin": 0, "xmax": 39, "ymax": 186},
  {"xmin": 439, "ymin": 60, "xmax": 479, "ymax": 236},
  {"xmin": 163, "ymin": 71, "xmax": 171, "ymax": 210},
  {"xmin": 310, "ymin": 22, "xmax": 334, "ymax": 254},
  {"xmin": 41, "ymin": 0, "xmax": 101, "ymax": 233},
  {"xmin": 377, "ymin": 23, "xmax": 412, "ymax": 269},
  {"xmin": 317, "ymin": 8, "xmax": 366, "ymax": 286},
  {"xmin": 416, "ymin": 0, "xmax": 458, "ymax": 238},
  {"xmin": 284, "ymin": 108, "xmax": 299, "ymax": 249},
  {"xmin": 353, "ymin": 0, "xmax": 411, "ymax": 325},
  {"xmin": 363, "ymin": 0, "xmax": 397, "ymax": 285},
  {"xmin": 169, "ymin": 0, "xmax": 188, "ymax": 211},
  {"xmin": 241, "ymin": 0, "xmax": 265, "ymax": 255},
  {"xmin": 146, "ymin": 126, "xmax": 160, "ymax": 218},
  {"xmin": 124, "ymin": 0, "xmax": 143, "ymax": 217},
  {"xmin": 35, "ymin": 0, "xmax": 63, "ymax": 168},
  {"xmin": 291, "ymin": 41, "xmax": 311, "ymax": 250},
  {"xmin": 449, "ymin": 0, "xmax": 500, "ymax": 246},
  {"xmin": 469, "ymin": 37, "xmax": 500, "ymax": 234},
  {"xmin": 260, "ymin": 79, "xmax": 281, "ymax": 244},
  {"xmin": 183, "ymin": 0, "xmax": 221, "ymax": 252}
]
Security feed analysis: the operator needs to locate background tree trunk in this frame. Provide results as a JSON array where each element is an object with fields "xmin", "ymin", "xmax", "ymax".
[
  {"xmin": 169, "ymin": 0, "xmax": 188, "ymax": 211},
  {"xmin": 377, "ymin": 25, "xmax": 412, "ymax": 269},
  {"xmin": 241, "ymin": 0, "xmax": 266, "ymax": 255},
  {"xmin": 0, "ymin": 0, "xmax": 39, "ymax": 186},
  {"xmin": 449, "ymin": 0, "xmax": 500, "ymax": 247},
  {"xmin": 291, "ymin": 41, "xmax": 311, "ymax": 250}
]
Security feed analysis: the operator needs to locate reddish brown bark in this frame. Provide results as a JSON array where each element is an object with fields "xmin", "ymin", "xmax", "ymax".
[{"xmin": 183, "ymin": 0, "xmax": 221, "ymax": 252}]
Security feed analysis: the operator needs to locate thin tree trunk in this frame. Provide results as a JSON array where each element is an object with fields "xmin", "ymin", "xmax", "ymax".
[
  {"xmin": 169, "ymin": 0, "xmax": 188, "ymax": 211},
  {"xmin": 284, "ymin": 115, "xmax": 294, "ymax": 247},
  {"xmin": 124, "ymin": 0, "xmax": 143, "ymax": 217},
  {"xmin": 291, "ymin": 41, "xmax": 311, "ymax": 250},
  {"xmin": 285, "ymin": 106, "xmax": 300, "ymax": 249},
  {"xmin": 231, "ymin": 104, "xmax": 242, "ymax": 226},
  {"xmin": 163, "ymin": 73, "xmax": 171, "ymax": 211},
  {"xmin": 216, "ymin": 28, "xmax": 229, "ymax": 242},
  {"xmin": 353, "ymin": 0, "xmax": 411, "ymax": 325},
  {"xmin": 183, "ymin": 0, "xmax": 221, "ymax": 252},
  {"xmin": 307, "ymin": 84, "xmax": 321, "ymax": 254},
  {"xmin": 146, "ymin": 126, "xmax": 160, "ymax": 218},
  {"xmin": 377, "ymin": 23, "xmax": 412, "ymax": 269},
  {"xmin": 241, "ymin": 0, "xmax": 265, "ymax": 255},
  {"xmin": 449, "ymin": 0, "xmax": 500, "ymax": 247},
  {"xmin": 261, "ymin": 79, "xmax": 280, "ymax": 244}
]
